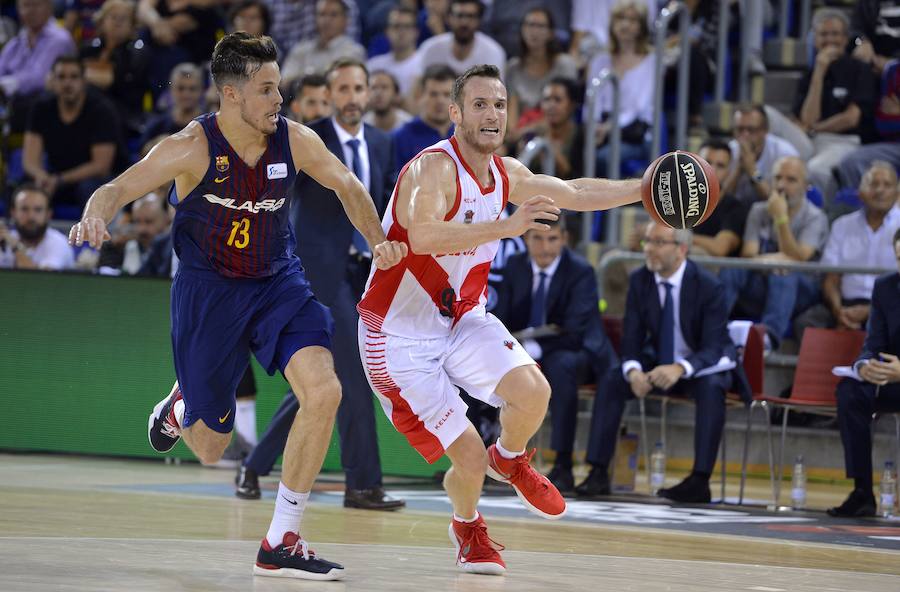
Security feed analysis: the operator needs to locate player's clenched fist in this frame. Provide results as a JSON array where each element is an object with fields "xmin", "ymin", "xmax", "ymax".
[
  {"xmin": 373, "ymin": 240, "xmax": 408, "ymax": 270},
  {"xmin": 68, "ymin": 216, "xmax": 111, "ymax": 249}
]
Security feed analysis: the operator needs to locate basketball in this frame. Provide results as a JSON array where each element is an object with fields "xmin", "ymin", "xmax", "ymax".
[{"xmin": 640, "ymin": 150, "xmax": 720, "ymax": 229}]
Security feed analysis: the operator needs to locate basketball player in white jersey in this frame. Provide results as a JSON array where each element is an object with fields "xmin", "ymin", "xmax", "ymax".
[{"xmin": 357, "ymin": 65, "xmax": 641, "ymax": 574}]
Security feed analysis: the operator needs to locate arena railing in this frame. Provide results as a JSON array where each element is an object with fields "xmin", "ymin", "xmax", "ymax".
[
  {"xmin": 516, "ymin": 137, "xmax": 556, "ymax": 178},
  {"xmin": 582, "ymin": 69, "xmax": 621, "ymax": 248},
  {"xmin": 714, "ymin": 0, "xmax": 730, "ymax": 103},
  {"xmin": 778, "ymin": 0, "xmax": 812, "ymax": 43},
  {"xmin": 595, "ymin": 249, "xmax": 895, "ymax": 303},
  {"xmin": 652, "ymin": 1, "xmax": 691, "ymax": 158}
]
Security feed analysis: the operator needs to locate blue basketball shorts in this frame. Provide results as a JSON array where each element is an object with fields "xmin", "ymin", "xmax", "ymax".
[{"xmin": 170, "ymin": 266, "xmax": 334, "ymax": 433}]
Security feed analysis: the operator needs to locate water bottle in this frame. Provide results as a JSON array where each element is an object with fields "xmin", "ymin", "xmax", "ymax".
[
  {"xmin": 881, "ymin": 461, "xmax": 896, "ymax": 518},
  {"xmin": 791, "ymin": 455, "xmax": 806, "ymax": 510},
  {"xmin": 650, "ymin": 442, "xmax": 666, "ymax": 495}
]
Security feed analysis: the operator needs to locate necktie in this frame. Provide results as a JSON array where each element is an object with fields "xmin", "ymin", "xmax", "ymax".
[
  {"xmin": 346, "ymin": 138, "xmax": 369, "ymax": 255},
  {"xmin": 658, "ymin": 281, "xmax": 675, "ymax": 365},
  {"xmin": 529, "ymin": 271, "xmax": 548, "ymax": 328}
]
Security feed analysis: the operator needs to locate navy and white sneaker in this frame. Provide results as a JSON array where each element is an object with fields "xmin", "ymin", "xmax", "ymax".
[
  {"xmin": 147, "ymin": 383, "xmax": 183, "ymax": 453},
  {"xmin": 254, "ymin": 532, "xmax": 345, "ymax": 580}
]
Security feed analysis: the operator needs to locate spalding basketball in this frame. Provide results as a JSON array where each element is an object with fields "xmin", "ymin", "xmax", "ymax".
[{"xmin": 640, "ymin": 150, "xmax": 720, "ymax": 229}]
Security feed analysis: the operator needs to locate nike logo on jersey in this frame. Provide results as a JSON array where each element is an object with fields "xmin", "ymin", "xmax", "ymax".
[
  {"xmin": 219, "ymin": 409, "xmax": 231, "ymax": 423},
  {"xmin": 203, "ymin": 194, "xmax": 286, "ymax": 213},
  {"xmin": 213, "ymin": 176, "xmax": 230, "ymax": 183}
]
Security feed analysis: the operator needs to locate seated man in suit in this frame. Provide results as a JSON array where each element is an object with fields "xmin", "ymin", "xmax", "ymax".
[
  {"xmin": 828, "ymin": 227, "xmax": 900, "ymax": 517},
  {"xmin": 492, "ymin": 217, "xmax": 617, "ymax": 493},
  {"xmin": 577, "ymin": 222, "xmax": 739, "ymax": 503}
]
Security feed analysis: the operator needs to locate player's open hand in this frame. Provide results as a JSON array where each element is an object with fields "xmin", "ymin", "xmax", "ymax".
[
  {"xmin": 373, "ymin": 240, "xmax": 408, "ymax": 270},
  {"xmin": 506, "ymin": 195, "xmax": 560, "ymax": 237},
  {"xmin": 69, "ymin": 216, "xmax": 111, "ymax": 249}
]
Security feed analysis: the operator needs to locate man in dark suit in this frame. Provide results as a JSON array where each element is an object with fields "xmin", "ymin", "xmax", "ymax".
[
  {"xmin": 492, "ymin": 217, "xmax": 617, "ymax": 493},
  {"xmin": 828, "ymin": 228, "xmax": 900, "ymax": 517},
  {"xmin": 577, "ymin": 222, "xmax": 741, "ymax": 503},
  {"xmin": 236, "ymin": 58, "xmax": 404, "ymax": 510}
]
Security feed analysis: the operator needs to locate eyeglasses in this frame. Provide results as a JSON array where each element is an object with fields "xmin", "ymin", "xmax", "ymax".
[{"xmin": 641, "ymin": 238, "xmax": 679, "ymax": 248}]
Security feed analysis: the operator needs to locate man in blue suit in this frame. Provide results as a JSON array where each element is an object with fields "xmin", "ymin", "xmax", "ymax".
[
  {"xmin": 236, "ymin": 58, "xmax": 404, "ymax": 511},
  {"xmin": 492, "ymin": 217, "xmax": 617, "ymax": 493},
  {"xmin": 578, "ymin": 222, "xmax": 743, "ymax": 503},
  {"xmin": 828, "ymin": 228, "xmax": 900, "ymax": 518}
]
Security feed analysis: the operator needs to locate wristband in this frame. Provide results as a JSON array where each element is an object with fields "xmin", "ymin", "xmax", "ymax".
[{"xmin": 774, "ymin": 215, "xmax": 789, "ymax": 226}]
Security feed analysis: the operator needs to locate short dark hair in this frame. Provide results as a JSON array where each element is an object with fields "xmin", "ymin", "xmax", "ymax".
[
  {"xmin": 733, "ymin": 103, "xmax": 769, "ymax": 129},
  {"xmin": 451, "ymin": 64, "xmax": 501, "ymax": 106},
  {"xmin": 519, "ymin": 8, "xmax": 560, "ymax": 60},
  {"xmin": 450, "ymin": 0, "xmax": 484, "ymax": 18},
  {"xmin": 320, "ymin": 0, "xmax": 349, "ymax": 16},
  {"xmin": 325, "ymin": 57, "xmax": 369, "ymax": 86},
  {"xmin": 52, "ymin": 54, "xmax": 83, "ymax": 74},
  {"xmin": 700, "ymin": 137, "xmax": 732, "ymax": 157},
  {"xmin": 210, "ymin": 32, "xmax": 278, "ymax": 89},
  {"xmin": 422, "ymin": 64, "xmax": 457, "ymax": 87},
  {"xmin": 228, "ymin": 0, "xmax": 271, "ymax": 35},
  {"xmin": 289, "ymin": 73, "xmax": 327, "ymax": 102},
  {"xmin": 543, "ymin": 76, "xmax": 578, "ymax": 103},
  {"xmin": 13, "ymin": 183, "xmax": 51, "ymax": 209},
  {"xmin": 388, "ymin": 5, "xmax": 417, "ymax": 21},
  {"xmin": 371, "ymin": 69, "xmax": 400, "ymax": 94}
]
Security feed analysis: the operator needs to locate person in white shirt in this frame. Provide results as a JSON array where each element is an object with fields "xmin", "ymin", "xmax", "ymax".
[
  {"xmin": 416, "ymin": 0, "xmax": 506, "ymax": 79},
  {"xmin": 0, "ymin": 184, "xmax": 75, "ymax": 270},
  {"xmin": 794, "ymin": 161, "xmax": 900, "ymax": 339},
  {"xmin": 723, "ymin": 104, "xmax": 799, "ymax": 205},
  {"xmin": 280, "ymin": 0, "xmax": 366, "ymax": 90},
  {"xmin": 367, "ymin": 6, "xmax": 422, "ymax": 100}
]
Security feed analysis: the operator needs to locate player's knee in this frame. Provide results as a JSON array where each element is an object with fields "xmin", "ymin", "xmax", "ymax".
[
  {"xmin": 523, "ymin": 369, "xmax": 551, "ymax": 410},
  {"xmin": 195, "ymin": 440, "xmax": 229, "ymax": 466},
  {"xmin": 303, "ymin": 378, "xmax": 342, "ymax": 418},
  {"xmin": 455, "ymin": 446, "xmax": 489, "ymax": 479}
]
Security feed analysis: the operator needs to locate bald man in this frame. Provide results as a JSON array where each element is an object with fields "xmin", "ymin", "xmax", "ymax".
[{"xmin": 718, "ymin": 157, "xmax": 830, "ymax": 351}]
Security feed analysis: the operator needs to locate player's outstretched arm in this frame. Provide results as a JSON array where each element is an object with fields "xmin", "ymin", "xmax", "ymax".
[
  {"xmin": 503, "ymin": 157, "xmax": 641, "ymax": 211},
  {"xmin": 406, "ymin": 153, "xmax": 561, "ymax": 255},
  {"xmin": 69, "ymin": 128, "xmax": 206, "ymax": 248}
]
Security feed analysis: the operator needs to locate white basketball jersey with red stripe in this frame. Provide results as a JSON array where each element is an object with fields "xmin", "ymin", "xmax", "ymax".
[{"xmin": 358, "ymin": 137, "xmax": 509, "ymax": 339}]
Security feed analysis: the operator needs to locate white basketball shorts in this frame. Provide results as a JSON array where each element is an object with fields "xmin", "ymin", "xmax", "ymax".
[{"xmin": 357, "ymin": 311, "xmax": 536, "ymax": 463}]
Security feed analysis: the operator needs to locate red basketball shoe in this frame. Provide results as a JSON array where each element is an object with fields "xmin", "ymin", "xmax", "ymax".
[
  {"xmin": 486, "ymin": 445, "xmax": 567, "ymax": 519},
  {"xmin": 449, "ymin": 514, "xmax": 505, "ymax": 575}
]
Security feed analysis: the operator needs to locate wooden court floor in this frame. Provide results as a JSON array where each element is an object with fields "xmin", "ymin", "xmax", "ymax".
[{"xmin": 1, "ymin": 453, "xmax": 899, "ymax": 591}]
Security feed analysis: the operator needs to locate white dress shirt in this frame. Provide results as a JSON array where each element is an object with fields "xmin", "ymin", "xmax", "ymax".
[
  {"xmin": 522, "ymin": 254, "xmax": 562, "ymax": 361},
  {"xmin": 821, "ymin": 206, "xmax": 900, "ymax": 301},
  {"xmin": 331, "ymin": 117, "xmax": 370, "ymax": 192},
  {"xmin": 622, "ymin": 260, "xmax": 696, "ymax": 380}
]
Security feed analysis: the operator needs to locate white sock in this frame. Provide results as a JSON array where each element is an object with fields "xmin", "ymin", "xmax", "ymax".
[
  {"xmin": 496, "ymin": 439, "xmax": 524, "ymax": 459},
  {"xmin": 266, "ymin": 482, "xmax": 309, "ymax": 547},
  {"xmin": 453, "ymin": 511, "xmax": 480, "ymax": 523},
  {"xmin": 173, "ymin": 399, "xmax": 185, "ymax": 429},
  {"xmin": 235, "ymin": 399, "xmax": 258, "ymax": 446}
]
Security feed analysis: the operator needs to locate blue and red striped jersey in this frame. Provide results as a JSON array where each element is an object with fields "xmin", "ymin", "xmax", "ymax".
[{"xmin": 170, "ymin": 113, "xmax": 299, "ymax": 279}]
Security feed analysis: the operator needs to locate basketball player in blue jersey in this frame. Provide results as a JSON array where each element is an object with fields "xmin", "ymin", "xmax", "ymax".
[{"xmin": 69, "ymin": 32, "xmax": 406, "ymax": 581}]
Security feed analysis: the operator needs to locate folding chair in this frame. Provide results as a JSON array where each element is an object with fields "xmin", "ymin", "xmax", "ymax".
[{"xmin": 754, "ymin": 328, "xmax": 866, "ymax": 506}]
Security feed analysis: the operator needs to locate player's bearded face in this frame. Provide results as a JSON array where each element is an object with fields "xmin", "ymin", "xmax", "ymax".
[{"xmin": 455, "ymin": 78, "xmax": 507, "ymax": 154}]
